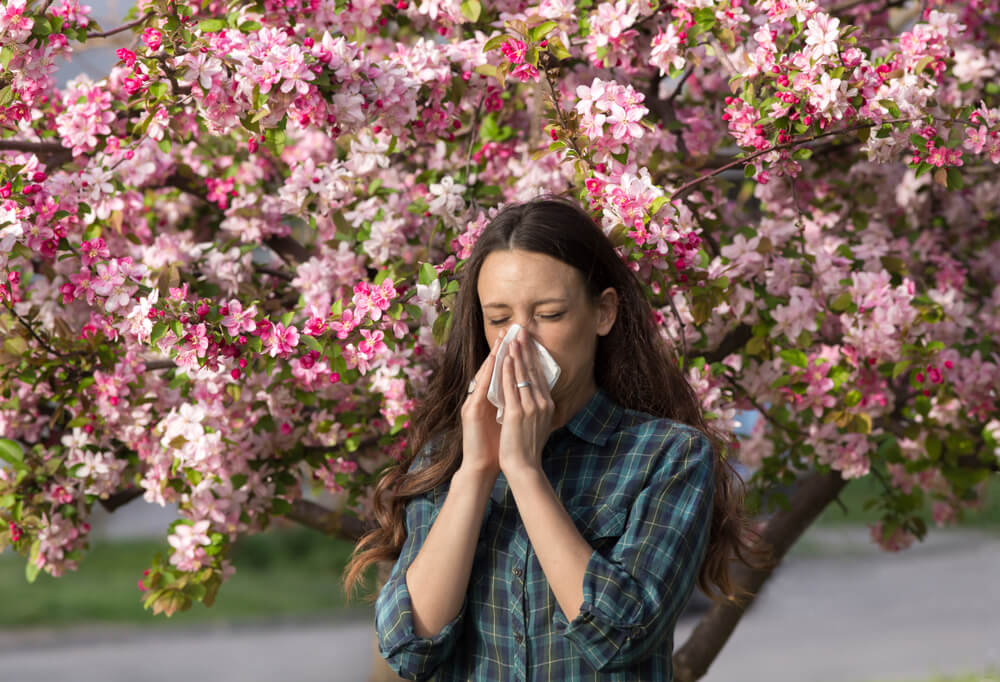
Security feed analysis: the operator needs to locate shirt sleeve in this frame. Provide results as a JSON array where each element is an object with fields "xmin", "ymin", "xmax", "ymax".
[
  {"xmin": 375, "ymin": 476, "xmax": 466, "ymax": 681},
  {"xmin": 552, "ymin": 429, "xmax": 716, "ymax": 671}
]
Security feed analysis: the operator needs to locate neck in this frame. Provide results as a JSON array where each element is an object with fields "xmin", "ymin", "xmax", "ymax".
[{"xmin": 550, "ymin": 377, "xmax": 597, "ymax": 432}]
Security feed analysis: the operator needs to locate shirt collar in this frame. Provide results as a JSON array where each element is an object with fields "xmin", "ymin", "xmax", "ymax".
[{"xmin": 561, "ymin": 387, "xmax": 624, "ymax": 447}]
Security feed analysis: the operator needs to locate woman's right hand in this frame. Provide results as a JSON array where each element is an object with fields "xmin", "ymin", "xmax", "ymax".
[{"xmin": 458, "ymin": 335, "xmax": 503, "ymax": 479}]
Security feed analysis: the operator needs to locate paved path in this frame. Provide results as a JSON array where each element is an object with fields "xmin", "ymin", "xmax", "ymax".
[{"xmin": 1, "ymin": 527, "xmax": 997, "ymax": 682}]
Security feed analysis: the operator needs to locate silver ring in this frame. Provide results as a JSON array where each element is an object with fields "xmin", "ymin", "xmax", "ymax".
[{"xmin": 516, "ymin": 381, "xmax": 531, "ymax": 389}]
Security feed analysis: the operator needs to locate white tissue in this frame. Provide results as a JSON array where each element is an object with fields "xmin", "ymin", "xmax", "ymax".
[{"xmin": 486, "ymin": 324, "xmax": 561, "ymax": 423}]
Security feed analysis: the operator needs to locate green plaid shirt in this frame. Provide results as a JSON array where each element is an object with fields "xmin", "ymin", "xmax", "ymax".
[{"xmin": 376, "ymin": 387, "xmax": 715, "ymax": 681}]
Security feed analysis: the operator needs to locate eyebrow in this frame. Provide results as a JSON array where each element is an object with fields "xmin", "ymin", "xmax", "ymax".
[{"xmin": 482, "ymin": 298, "xmax": 568, "ymax": 309}]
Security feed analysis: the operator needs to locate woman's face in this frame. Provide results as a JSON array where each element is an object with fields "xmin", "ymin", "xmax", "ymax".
[{"xmin": 476, "ymin": 249, "xmax": 617, "ymax": 404}]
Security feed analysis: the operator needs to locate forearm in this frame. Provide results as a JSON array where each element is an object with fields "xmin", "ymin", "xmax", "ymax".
[
  {"xmin": 506, "ymin": 467, "xmax": 593, "ymax": 622},
  {"xmin": 405, "ymin": 467, "xmax": 495, "ymax": 638}
]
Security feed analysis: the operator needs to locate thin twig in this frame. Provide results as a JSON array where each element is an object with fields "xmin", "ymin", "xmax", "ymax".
[
  {"xmin": 664, "ymin": 67, "xmax": 693, "ymax": 107},
  {"xmin": 830, "ymin": 0, "xmax": 908, "ymax": 15},
  {"xmin": 670, "ymin": 118, "xmax": 917, "ymax": 201},
  {"xmin": 665, "ymin": 291, "xmax": 689, "ymax": 365},
  {"xmin": 4, "ymin": 304, "xmax": 68, "ymax": 358},
  {"xmin": 540, "ymin": 53, "xmax": 590, "ymax": 167},
  {"xmin": 256, "ymin": 266, "xmax": 293, "ymax": 281},
  {"xmin": 86, "ymin": 11, "xmax": 154, "ymax": 40}
]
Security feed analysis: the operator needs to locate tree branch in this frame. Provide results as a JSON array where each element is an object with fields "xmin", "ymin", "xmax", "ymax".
[
  {"xmin": 670, "ymin": 118, "xmax": 916, "ymax": 202},
  {"xmin": 0, "ymin": 140, "xmax": 67, "ymax": 154},
  {"xmin": 144, "ymin": 359, "xmax": 176, "ymax": 371},
  {"xmin": 286, "ymin": 499, "xmax": 368, "ymax": 541},
  {"xmin": 0, "ymin": 139, "xmax": 74, "ymax": 165},
  {"xmin": 265, "ymin": 236, "xmax": 311, "ymax": 265},
  {"xmin": 702, "ymin": 324, "xmax": 752, "ymax": 364},
  {"xmin": 98, "ymin": 487, "xmax": 145, "ymax": 512},
  {"xmin": 86, "ymin": 11, "xmax": 154, "ymax": 40},
  {"xmin": 672, "ymin": 469, "xmax": 849, "ymax": 682}
]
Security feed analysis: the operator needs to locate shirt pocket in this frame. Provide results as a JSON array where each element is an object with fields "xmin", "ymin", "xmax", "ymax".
[{"xmin": 567, "ymin": 502, "xmax": 627, "ymax": 553}]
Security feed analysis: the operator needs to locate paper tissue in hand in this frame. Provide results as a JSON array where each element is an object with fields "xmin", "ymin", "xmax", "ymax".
[{"xmin": 486, "ymin": 324, "xmax": 561, "ymax": 423}]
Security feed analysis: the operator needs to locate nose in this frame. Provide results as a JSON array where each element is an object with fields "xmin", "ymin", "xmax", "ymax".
[{"xmin": 498, "ymin": 319, "xmax": 537, "ymax": 343}]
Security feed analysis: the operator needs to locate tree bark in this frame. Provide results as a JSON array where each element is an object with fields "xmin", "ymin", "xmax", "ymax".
[{"xmin": 671, "ymin": 470, "xmax": 849, "ymax": 682}]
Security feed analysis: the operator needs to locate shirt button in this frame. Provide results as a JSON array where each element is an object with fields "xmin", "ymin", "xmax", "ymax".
[
  {"xmin": 512, "ymin": 567, "xmax": 522, "ymax": 577},
  {"xmin": 514, "ymin": 632, "xmax": 524, "ymax": 645}
]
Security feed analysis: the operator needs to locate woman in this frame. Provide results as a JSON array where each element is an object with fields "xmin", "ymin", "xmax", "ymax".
[{"xmin": 345, "ymin": 196, "xmax": 762, "ymax": 681}]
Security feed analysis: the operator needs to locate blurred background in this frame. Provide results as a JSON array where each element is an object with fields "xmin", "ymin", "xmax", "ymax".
[{"xmin": 1, "ymin": 4, "xmax": 998, "ymax": 681}]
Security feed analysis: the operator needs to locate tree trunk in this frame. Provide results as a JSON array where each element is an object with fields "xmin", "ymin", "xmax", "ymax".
[{"xmin": 672, "ymin": 470, "xmax": 849, "ymax": 682}]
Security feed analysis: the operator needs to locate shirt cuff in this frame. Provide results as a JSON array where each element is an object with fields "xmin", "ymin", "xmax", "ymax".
[
  {"xmin": 377, "ymin": 569, "xmax": 466, "ymax": 674},
  {"xmin": 552, "ymin": 549, "xmax": 648, "ymax": 671}
]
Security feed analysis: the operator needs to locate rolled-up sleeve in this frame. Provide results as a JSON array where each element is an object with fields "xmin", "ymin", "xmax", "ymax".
[
  {"xmin": 553, "ymin": 430, "xmax": 715, "ymax": 671},
  {"xmin": 375, "ymin": 487, "xmax": 465, "ymax": 681}
]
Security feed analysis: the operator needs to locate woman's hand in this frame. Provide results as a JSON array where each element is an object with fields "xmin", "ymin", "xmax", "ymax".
[
  {"xmin": 498, "ymin": 328, "xmax": 555, "ymax": 476},
  {"xmin": 458, "ymin": 335, "xmax": 503, "ymax": 479}
]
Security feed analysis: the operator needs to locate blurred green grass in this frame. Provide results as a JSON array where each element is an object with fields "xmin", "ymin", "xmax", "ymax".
[
  {"xmin": 815, "ymin": 472, "xmax": 1000, "ymax": 528},
  {"xmin": 0, "ymin": 527, "xmax": 372, "ymax": 628},
  {"xmin": 868, "ymin": 671, "xmax": 1000, "ymax": 682},
  {"xmin": 2, "ymin": 472, "xmax": 995, "ymax": 628}
]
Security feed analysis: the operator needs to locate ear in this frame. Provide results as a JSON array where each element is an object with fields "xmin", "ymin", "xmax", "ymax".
[{"xmin": 595, "ymin": 287, "xmax": 618, "ymax": 336}]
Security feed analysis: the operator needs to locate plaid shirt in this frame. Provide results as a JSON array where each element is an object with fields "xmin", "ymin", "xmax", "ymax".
[{"xmin": 376, "ymin": 387, "xmax": 715, "ymax": 681}]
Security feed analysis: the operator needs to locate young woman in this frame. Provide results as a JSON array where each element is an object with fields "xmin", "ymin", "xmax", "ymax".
[{"xmin": 345, "ymin": 196, "xmax": 760, "ymax": 681}]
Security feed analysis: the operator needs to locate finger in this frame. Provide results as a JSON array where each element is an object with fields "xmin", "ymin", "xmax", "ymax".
[
  {"xmin": 500, "ymin": 351, "xmax": 522, "ymax": 415},
  {"xmin": 519, "ymin": 333, "xmax": 547, "ymax": 396},
  {"xmin": 466, "ymin": 336, "xmax": 502, "ymax": 403},
  {"xmin": 510, "ymin": 337, "xmax": 536, "ymax": 408}
]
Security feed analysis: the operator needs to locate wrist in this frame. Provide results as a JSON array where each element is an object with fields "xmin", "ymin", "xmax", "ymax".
[
  {"xmin": 502, "ymin": 462, "xmax": 546, "ymax": 489},
  {"xmin": 452, "ymin": 465, "xmax": 498, "ymax": 492}
]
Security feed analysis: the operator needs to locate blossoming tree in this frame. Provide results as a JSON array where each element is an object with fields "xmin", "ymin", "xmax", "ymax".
[{"xmin": 1, "ymin": 0, "xmax": 997, "ymax": 677}]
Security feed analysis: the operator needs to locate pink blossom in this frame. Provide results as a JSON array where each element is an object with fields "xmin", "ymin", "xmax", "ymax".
[
  {"xmin": 264, "ymin": 322, "xmax": 300, "ymax": 357},
  {"xmin": 500, "ymin": 39, "xmax": 526, "ymax": 65},
  {"xmin": 142, "ymin": 27, "xmax": 162, "ymax": 51},
  {"xmin": 167, "ymin": 520, "xmax": 212, "ymax": 571}
]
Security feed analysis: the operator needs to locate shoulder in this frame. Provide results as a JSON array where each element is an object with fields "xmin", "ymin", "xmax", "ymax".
[{"xmin": 610, "ymin": 409, "xmax": 714, "ymax": 476}]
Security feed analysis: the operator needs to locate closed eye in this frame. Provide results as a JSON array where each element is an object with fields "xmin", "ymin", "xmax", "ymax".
[{"xmin": 486, "ymin": 313, "xmax": 564, "ymax": 325}]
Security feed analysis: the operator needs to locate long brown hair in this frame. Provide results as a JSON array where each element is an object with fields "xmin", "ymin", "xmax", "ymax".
[{"xmin": 344, "ymin": 195, "xmax": 767, "ymax": 602}]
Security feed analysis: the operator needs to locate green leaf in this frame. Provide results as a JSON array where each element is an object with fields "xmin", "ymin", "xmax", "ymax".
[
  {"xmin": 418, "ymin": 263, "xmax": 437, "ymax": 286},
  {"xmin": 198, "ymin": 18, "xmax": 226, "ymax": 32},
  {"xmin": 26, "ymin": 541, "xmax": 41, "ymax": 583},
  {"xmin": 830, "ymin": 292, "xmax": 852, "ymax": 312},
  {"xmin": 890, "ymin": 360, "xmax": 910, "ymax": 380},
  {"xmin": 150, "ymin": 321, "xmax": 168, "ymax": 345},
  {"xmin": 148, "ymin": 82, "xmax": 168, "ymax": 100},
  {"xmin": 460, "ymin": 0, "xmax": 481, "ymax": 21},
  {"xmin": 482, "ymin": 34, "xmax": 509, "ymax": 53},
  {"xmin": 0, "ymin": 438, "xmax": 25, "ymax": 468},
  {"xmin": 239, "ymin": 20, "xmax": 261, "ymax": 32},
  {"xmin": 945, "ymin": 167, "xmax": 963, "ymax": 190},
  {"xmin": 926, "ymin": 434, "xmax": 942, "ymax": 460},
  {"xmin": 301, "ymin": 334, "xmax": 323, "ymax": 353},
  {"xmin": 530, "ymin": 21, "xmax": 558, "ymax": 42},
  {"xmin": 0, "ymin": 47, "xmax": 14, "ymax": 70},
  {"xmin": 779, "ymin": 349, "xmax": 809, "ymax": 368},
  {"xmin": 271, "ymin": 498, "xmax": 292, "ymax": 515},
  {"xmin": 791, "ymin": 147, "xmax": 812, "ymax": 161},
  {"xmin": 879, "ymin": 99, "xmax": 901, "ymax": 118}
]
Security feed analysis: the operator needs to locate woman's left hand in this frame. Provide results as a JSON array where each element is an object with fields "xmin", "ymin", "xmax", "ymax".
[{"xmin": 498, "ymin": 328, "xmax": 555, "ymax": 476}]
